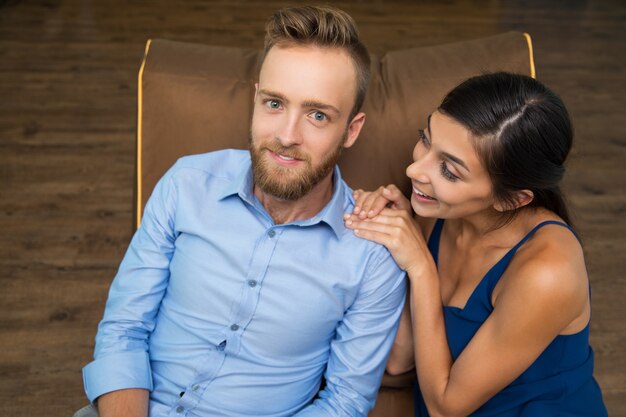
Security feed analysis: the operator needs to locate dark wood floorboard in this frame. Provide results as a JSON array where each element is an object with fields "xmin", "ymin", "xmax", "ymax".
[{"xmin": 1, "ymin": 0, "xmax": 624, "ymax": 415}]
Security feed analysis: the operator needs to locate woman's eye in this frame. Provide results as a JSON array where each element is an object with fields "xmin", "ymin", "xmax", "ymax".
[
  {"xmin": 418, "ymin": 129, "xmax": 430, "ymax": 147},
  {"xmin": 312, "ymin": 111, "xmax": 327, "ymax": 122},
  {"xmin": 440, "ymin": 161, "xmax": 460, "ymax": 182}
]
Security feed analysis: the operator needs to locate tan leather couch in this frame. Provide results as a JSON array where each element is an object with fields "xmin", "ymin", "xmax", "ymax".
[{"xmin": 135, "ymin": 32, "xmax": 534, "ymax": 417}]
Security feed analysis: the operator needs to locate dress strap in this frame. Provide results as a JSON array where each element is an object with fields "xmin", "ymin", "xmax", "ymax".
[
  {"xmin": 426, "ymin": 219, "xmax": 574, "ymax": 286},
  {"xmin": 507, "ymin": 220, "xmax": 575, "ymax": 256},
  {"xmin": 427, "ymin": 219, "xmax": 445, "ymax": 265},
  {"xmin": 481, "ymin": 220, "xmax": 576, "ymax": 305}
]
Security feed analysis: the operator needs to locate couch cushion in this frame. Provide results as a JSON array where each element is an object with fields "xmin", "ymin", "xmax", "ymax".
[{"xmin": 136, "ymin": 32, "xmax": 534, "ymax": 226}]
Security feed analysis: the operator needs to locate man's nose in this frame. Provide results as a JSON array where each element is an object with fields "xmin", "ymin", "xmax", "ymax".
[{"xmin": 276, "ymin": 114, "xmax": 303, "ymax": 147}]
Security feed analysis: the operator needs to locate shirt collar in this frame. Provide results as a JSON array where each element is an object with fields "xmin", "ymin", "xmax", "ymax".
[
  {"xmin": 312, "ymin": 166, "xmax": 348, "ymax": 238},
  {"xmin": 218, "ymin": 156, "xmax": 347, "ymax": 239}
]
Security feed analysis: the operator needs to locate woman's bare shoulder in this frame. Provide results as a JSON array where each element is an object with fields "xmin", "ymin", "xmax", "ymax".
[{"xmin": 496, "ymin": 220, "xmax": 589, "ymax": 324}]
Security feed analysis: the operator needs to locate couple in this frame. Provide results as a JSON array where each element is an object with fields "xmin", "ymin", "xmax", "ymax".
[{"xmin": 78, "ymin": 5, "xmax": 607, "ymax": 417}]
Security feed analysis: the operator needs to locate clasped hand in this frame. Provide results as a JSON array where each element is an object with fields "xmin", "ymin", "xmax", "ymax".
[{"xmin": 343, "ymin": 185, "xmax": 428, "ymax": 274}]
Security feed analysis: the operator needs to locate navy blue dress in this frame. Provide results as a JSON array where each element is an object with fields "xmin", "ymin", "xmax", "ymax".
[{"xmin": 414, "ymin": 219, "xmax": 608, "ymax": 416}]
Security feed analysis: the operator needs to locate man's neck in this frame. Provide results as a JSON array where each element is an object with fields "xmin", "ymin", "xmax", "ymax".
[{"xmin": 253, "ymin": 174, "xmax": 335, "ymax": 225}]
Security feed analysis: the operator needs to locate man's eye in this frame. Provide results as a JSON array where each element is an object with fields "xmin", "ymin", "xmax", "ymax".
[
  {"xmin": 313, "ymin": 111, "xmax": 327, "ymax": 121},
  {"xmin": 266, "ymin": 99, "xmax": 281, "ymax": 109},
  {"xmin": 263, "ymin": 98, "xmax": 280, "ymax": 110}
]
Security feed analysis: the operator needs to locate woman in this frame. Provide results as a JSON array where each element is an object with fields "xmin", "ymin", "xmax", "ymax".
[{"xmin": 344, "ymin": 73, "xmax": 607, "ymax": 417}]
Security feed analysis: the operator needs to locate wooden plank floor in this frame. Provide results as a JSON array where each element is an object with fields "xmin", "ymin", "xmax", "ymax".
[{"xmin": 1, "ymin": 0, "xmax": 624, "ymax": 415}]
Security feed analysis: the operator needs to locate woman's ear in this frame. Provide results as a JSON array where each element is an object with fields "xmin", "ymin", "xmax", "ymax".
[{"xmin": 493, "ymin": 190, "xmax": 534, "ymax": 212}]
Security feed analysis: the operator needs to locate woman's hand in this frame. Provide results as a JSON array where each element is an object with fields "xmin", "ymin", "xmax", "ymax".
[
  {"xmin": 352, "ymin": 184, "xmax": 412, "ymax": 219},
  {"xmin": 344, "ymin": 207, "xmax": 429, "ymax": 275}
]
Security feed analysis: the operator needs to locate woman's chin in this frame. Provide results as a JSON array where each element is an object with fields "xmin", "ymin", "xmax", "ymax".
[{"xmin": 411, "ymin": 200, "xmax": 439, "ymax": 218}]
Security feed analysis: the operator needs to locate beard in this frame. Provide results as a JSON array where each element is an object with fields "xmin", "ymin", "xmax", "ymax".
[{"xmin": 249, "ymin": 134, "xmax": 345, "ymax": 201}]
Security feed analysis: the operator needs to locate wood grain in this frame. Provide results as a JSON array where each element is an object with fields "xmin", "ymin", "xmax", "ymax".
[{"xmin": 1, "ymin": 0, "xmax": 624, "ymax": 415}]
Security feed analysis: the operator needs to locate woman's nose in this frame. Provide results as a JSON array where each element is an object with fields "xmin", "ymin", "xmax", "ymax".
[{"xmin": 406, "ymin": 159, "xmax": 430, "ymax": 184}]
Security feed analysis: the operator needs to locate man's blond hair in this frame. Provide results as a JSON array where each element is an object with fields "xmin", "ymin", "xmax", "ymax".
[{"xmin": 263, "ymin": 5, "xmax": 371, "ymax": 120}]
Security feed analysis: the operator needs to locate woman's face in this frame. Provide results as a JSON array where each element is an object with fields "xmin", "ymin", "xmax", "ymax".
[{"xmin": 406, "ymin": 111, "xmax": 496, "ymax": 219}]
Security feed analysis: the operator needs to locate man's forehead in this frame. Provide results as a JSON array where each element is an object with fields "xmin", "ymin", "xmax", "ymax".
[
  {"xmin": 262, "ymin": 43, "xmax": 353, "ymax": 64},
  {"xmin": 258, "ymin": 45, "xmax": 357, "ymax": 110}
]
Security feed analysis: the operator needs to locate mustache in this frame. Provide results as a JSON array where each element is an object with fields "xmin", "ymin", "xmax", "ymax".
[{"xmin": 263, "ymin": 141, "xmax": 310, "ymax": 162}]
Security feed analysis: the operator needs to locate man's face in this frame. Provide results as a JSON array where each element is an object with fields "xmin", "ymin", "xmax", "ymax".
[{"xmin": 250, "ymin": 45, "xmax": 364, "ymax": 201}]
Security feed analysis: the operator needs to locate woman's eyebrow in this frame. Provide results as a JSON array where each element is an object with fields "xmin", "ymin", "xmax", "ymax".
[
  {"xmin": 442, "ymin": 151, "xmax": 470, "ymax": 172},
  {"xmin": 427, "ymin": 113, "xmax": 470, "ymax": 173}
]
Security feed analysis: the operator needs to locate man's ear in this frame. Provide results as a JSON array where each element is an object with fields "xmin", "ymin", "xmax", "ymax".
[
  {"xmin": 494, "ymin": 190, "xmax": 534, "ymax": 212},
  {"xmin": 343, "ymin": 112, "xmax": 366, "ymax": 149}
]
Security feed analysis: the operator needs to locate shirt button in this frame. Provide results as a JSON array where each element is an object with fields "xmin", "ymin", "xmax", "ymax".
[
  {"xmin": 248, "ymin": 279, "xmax": 257, "ymax": 287},
  {"xmin": 192, "ymin": 384, "xmax": 200, "ymax": 391},
  {"xmin": 268, "ymin": 229, "xmax": 276, "ymax": 238},
  {"xmin": 230, "ymin": 324, "xmax": 239, "ymax": 331},
  {"xmin": 176, "ymin": 406, "xmax": 184, "ymax": 413}
]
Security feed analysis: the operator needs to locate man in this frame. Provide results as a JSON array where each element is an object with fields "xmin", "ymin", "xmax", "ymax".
[{"xmin": 79, "ymin": 6, "xmax": 406, "ymax": 417}]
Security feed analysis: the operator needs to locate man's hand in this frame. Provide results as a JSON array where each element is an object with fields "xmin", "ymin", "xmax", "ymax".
[{"xmin": 97, "ymin": 388, "xmax": 149, "ymax": 417}]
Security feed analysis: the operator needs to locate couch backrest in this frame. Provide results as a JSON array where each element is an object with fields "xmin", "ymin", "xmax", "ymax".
[{"xmin": 136, "ymin": 32, "xmax": 534, "ymax": 227}]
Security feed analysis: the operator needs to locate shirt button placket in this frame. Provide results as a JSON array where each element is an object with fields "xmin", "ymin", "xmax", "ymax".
[{"xmin": 226, "ymin": 225, "xmax": 277, "ymax": 356}]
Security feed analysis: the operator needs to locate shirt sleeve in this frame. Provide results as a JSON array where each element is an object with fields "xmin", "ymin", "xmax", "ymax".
[
  {"xmin": 294, "ymin": 248, "xmax": 407, "ymax": 417},
  {"xmin": 82, "ymin": 166, "xmax": 179, "ymax": 402}
]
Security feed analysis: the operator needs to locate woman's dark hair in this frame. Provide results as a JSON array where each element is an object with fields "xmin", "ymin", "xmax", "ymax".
[{"xmin": 438, "ymin": 72, "xmax": 573, "ymax": 226}]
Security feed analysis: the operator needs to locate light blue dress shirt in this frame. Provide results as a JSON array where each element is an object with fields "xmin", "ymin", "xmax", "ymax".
[{"xmin": 82, "ymin": 149, "xmax": 406, "ymax": 416}]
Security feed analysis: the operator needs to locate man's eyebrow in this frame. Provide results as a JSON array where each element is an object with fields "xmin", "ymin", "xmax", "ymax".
[
  {"xmin": 301, "ymin": 100, "xmax": 340, "ymax": 116},
  {"xmin": 427, "ymin": 113, "xmax": 470, "ymax": 173},
  {"xmin": 258, "ymin": 89, "xmax": 288, "ymax": 102},
  {"xmin": 258, "ymin": 89, "xmax": 340, "ymax": 116}
]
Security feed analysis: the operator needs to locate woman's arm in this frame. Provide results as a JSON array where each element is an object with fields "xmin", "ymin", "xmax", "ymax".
[
  {"xmin": 345, "ymin": 212, "xmax": 589, "ymax": 417},
  {"xmin": 386, "ymin": 293, "xmax": 415, "ymax": 375}
]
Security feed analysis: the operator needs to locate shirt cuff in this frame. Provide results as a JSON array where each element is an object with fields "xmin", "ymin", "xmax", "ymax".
[
  {"xmin": 82, "ymin": 351, "xmax": 153, "ymax": 402},
  {"xmin": 293, "ymin": 406, "xmax": 333, "ymax": 417}
]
